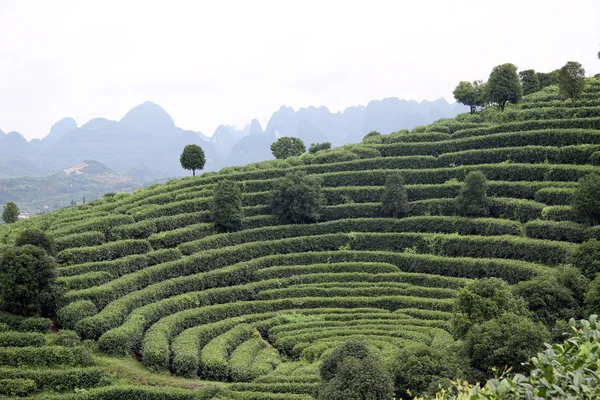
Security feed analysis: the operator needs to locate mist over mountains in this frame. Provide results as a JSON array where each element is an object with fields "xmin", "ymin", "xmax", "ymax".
[{"xmin": 0, "ymin": 98, "xmax": 466, "ymax": 180}]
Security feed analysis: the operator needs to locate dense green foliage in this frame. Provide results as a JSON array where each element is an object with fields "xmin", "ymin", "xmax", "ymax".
[
  {"xmin": 15, "ymin": 228, "xmax": 56, "ymax": 256},
  {"xmin": 309, "ymin": 143, "xmax": 332, "ymax": 154},
  {"xmin": 455, "ymin": 171, "xmax": 489, "ymax": 217},
  {"xmin": 212, "ymin": 180, "xmax": 243, "ymax": 233},
  {"xmin": 381, "ymin": 173, "xmax": 409, "ymax": 218},
  {"xmin": 2, "ymin": 202, "xmax": 19, "ymax": 224},
  {"xmin": 453, "ymin": 81, "xmax": 486, "ymax": 113},
  {"xmin": 487, "ymin": 63, "xmax": 522, "ymax": 111},
  {"xmin": 317, "ymin": 341, "xmax": 394, "ymax": 400},
  {"xmin": 0, "ymin": 245, "xmax": 60, "ymax": 317},
  {"xmin": 271, "ymin": 137, "xmax": 307, "ymax": 159},
  {"xmin": 572, "ymin": 173, "xmax": 600, "ymax": 225},
  {"xmin": 558, "ymin": 61, "xmax": 586, "ymax": 102},
  {"xmin": 270, "ymin": 171, "xmax": 325, "ymax": 223}
]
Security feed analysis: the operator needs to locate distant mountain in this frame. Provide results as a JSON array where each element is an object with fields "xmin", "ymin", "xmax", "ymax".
[
  {"xmin": 0, "ymin": 98, "xmax": 467, "ymax": 180},
  {"xmin": 0, "ymin": 160, "xmax": 148, "ymax": 213}
]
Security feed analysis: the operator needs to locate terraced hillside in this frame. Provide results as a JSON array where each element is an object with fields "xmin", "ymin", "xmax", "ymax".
[{"xmin": 1, "ymin": 77, "xmax": 600, "ymax": 399}]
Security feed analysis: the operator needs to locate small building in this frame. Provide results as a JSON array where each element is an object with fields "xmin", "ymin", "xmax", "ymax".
[{"xmin": 18, "ymin": 212, "xmax": 30, "ymax": 219}]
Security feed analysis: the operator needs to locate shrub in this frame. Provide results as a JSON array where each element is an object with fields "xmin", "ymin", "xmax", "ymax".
[
  {"xmin": 464, "ymin": 313, "xmax": 550, "ymax": 378},
  {"xmin": 392, "ymin": 342, "xmax": 465, "ymax": 398},
  {"xmin": 109, "ymin": 220, "xmax": 157, "ymax": 240},
  {"xmin": 451, "ymin": 278, "xmax": 528, "ymax": 338},
  {"xmin": 0, "ymin": 332, "xmax": 46, "ymax": 347},
  {"xmin": 572, "ymin": 173, "xmax": 600, "ymax": 225},
  {"xmin": 270, "ymin": 171, "xmax": 325, "ymax": 224},
  {"xmin": 524, "ymin": 220, "xmax": 588, "ymax": 243},
  {"xmin": 309, "ymin": 142, "xmax": 332, "ymax": 154},
  {"xmin": 381, "ymin": 173, "xmax": 409, "ymax": 218},
  {"xmin": 213, "ymin": 180, "xmax": 243, "ymax": 233},
  {"xmin": 317, "ymin": 341, "xmax": 394, "ymax": 400},
  {"xmin": 456, "ymin": 171, "xmax": 489, "ymax": 217},
  {"xmin": 15, "ymin": 228, "xmax": 55, "ymax": 255},
  {"xmin": 54, "ymin": 330, "xmax": 81, "ymax": 347},
  {"xmin": 54, "ymin": 231, "xmax": 106, "ymax": 253},
  {"xmin": 56, "ymin": 239, "xmax": 152, "ymax": 265},
  {"xmin": 58, "ymin": 300, "xmax": 99, "ymax": 330},
  {"xmin": 0, "ymin": 366, "xmax": 109, "ymax": 392},
  {"xmin": 0, "ymin": 378, "xmax": 37, "ymax": 397},
  {"xmin": 570, "ymin": 239, "xmax": 600, "ymax": 279}
]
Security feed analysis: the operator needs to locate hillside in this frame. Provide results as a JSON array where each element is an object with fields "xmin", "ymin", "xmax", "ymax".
[
  {"xmin": 0, "ymin": 99, "xmax": 465, "ymax": 180},
  {"xmin": 0, "ymin": 160, "xmax": 148, "ymax": 214},
  {"xmin": 1, "ymin": 77, "xmax": 600, "ymax": 399}
]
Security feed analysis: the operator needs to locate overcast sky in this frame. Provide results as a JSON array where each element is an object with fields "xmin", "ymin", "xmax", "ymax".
[{"xmin": 1, "ymin": 0, "xmax": 599, "ymax": 140}]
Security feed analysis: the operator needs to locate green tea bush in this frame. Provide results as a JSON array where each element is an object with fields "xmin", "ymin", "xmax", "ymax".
[
  {"xmin": 0, "ymin": 331, "xmax": 46, "ymax": 347},
  {"xmin": 109, "ymin": 220, "xmax": 157, "ymax": 240},
  {"xmin": 56, "ymin": 239, "xmax": 152, "ymax": 265},
  {"xmin": 0, "ymin": 378, "xmax": 37, "ymax": 397},
  {"xmin": 54, "ymin": 231, "xmax": 106, "ymax": 253}
]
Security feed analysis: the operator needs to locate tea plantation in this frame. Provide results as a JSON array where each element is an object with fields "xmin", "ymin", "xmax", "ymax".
[{"xmin": 1, "ymin": 77, "xmax": 600, "ymax": 399}]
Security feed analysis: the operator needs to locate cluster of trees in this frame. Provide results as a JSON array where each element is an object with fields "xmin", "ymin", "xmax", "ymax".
[
  {"xmin": 453, "ymin": 61, "xmax": 587, "ymax": 112},
  {"xmin": 0, "ymin": 229, "xmax": 61, "ymax": 318}
]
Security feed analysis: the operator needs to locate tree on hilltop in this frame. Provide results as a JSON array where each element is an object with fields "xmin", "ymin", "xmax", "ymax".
[
  {"xmin": 2, "ymin": 202, "xmax": 19, "ymax": 224},
  {"xmin": 453, "ymin": 80, "xmax": 486, "ymax": 113},
  {"xmin": 270, "ymin": 137, "xmax": 306, "ymax": 159},
  {"xmin": 487, "ymin": 63, "xmax": 522, "ymax": 111},
  {"xmin": 519, "ymin": 69, "xmax": 540, "ymax": 96},
  {"xmin": 212, "ymin": 179, "xmax": 243, "ymax": 233},
  {"xmin": 381, "ymin": 173, "xmax": 409, "ymax": 218},
  {"xmin": 456, "ymin": 171, "xmax": 489, "ymax": 217},
  {"xmin": 270, "ymin": 171, "xmax": 325, "ymax": 224},
  {"xmin": 180, "ymin": 144, "xmax": 206, "ymax": 176},
  {"xmin": 558, "ymin": 61, "xmax": 586, "ymax": 102}
]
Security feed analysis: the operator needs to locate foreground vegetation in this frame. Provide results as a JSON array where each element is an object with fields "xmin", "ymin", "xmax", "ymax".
[{"xmin": 1, "ymin": 62, "xmax": 600, "ymax": 399}]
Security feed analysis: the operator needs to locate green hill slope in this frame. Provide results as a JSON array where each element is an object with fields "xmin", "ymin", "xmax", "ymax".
[{"xmin": 1, "ymin": 78, "xmax": 600, "ymax": 399}]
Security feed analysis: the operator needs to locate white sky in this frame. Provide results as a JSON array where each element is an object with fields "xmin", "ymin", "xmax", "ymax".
[{"xmin": 1, "ymin": 0, "xmax": 599, "ymax": 140}]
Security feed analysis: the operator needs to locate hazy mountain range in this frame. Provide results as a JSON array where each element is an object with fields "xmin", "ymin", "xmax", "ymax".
[{"xmin": 0, "ymin": 98, "xmax": 467, "ymax": 180}]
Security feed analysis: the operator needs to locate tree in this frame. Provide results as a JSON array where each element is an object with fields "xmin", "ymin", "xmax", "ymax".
[
  {"xmin": 381, "ymin": 173, "xmax": 409, "ymax": 218},
  {"xmin": 537, "ymin": 70, "xmax": 559, "ymax": 89},
  {"xmin": 456, "ymin": 171, "xmax": 489, "ymax": 217},
  {"xmin": 513, "ymin": 272, "xmax": 583, "ymax": 327},
  {"xmin": 0, "ymin": 245, "xmax": 61, "ymax": 317},
  {"xmin": 573, "ymin": 173, "xmax": 600, "ymax": 225},
  {"xmin": 558, "ymin": 61, "xmax": 586, "ymax": 102},
  {"xmin": 519, "ymin": 69, "xmax": 540, "ymax": 96},
  {"xmin": 392, "ymin": 343, "xmax": 465, "ymax": 398},
  {"xmin": 451, "ymin": 278, "xmax": 528, "ymax": 339},
  {"xmin": 465, "ymin": 313, "xmax": 550, "ymax": 377},
  {"xmin": 179, "ymin": 144, "xmax": 206, "ymax": 176},
  {"xmin": 487, "ymin": 63, "xmax": 522, "ymax": 111},
  {"xmin": 2, "ymin": 202, "xmax": 19, "ymax": 224},
  {"xmin": 584, "ymin": 275, "xmax": 600, "ymax": 315},
  {"xmin": 15, "ymin": 229, "xmax": 56, "ymax": 256},
  {"xmin": 318, "ymin": 340, "xmax": 394, "ymax": 400},
  {"xmin": 308, "ymin": 142, "xmax": 332, "ymax": 154},
  {"xmin": 270, "ymin": 137, "xmax": 306, "ymax": 159},
  {"xmin": 570, "ymin": 239, "xmax": 600, "ymax": 279},
  {"xmin": 270, "ymin": 171, "xmax": 325, "ymax": 224},
  {"xmin": 212, "ymin": 180, "xmax": 243, "ymax": 233},
  {"xmin": 453, "ymin": 80, "xmax": 486, "ymax": 113}
]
